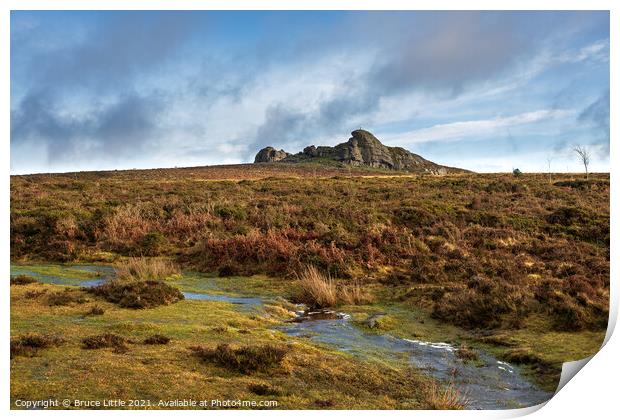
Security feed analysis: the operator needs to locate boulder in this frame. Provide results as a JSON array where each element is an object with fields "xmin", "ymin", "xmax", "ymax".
[{"xmin": 254, "ymin": 147, "xmax": 291, "ymax": 163}]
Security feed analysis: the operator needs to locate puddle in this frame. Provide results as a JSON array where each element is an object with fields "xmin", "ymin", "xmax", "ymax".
[{"xmin": 11, "ymin": 263, "xmax": 553, "ymax": 409}]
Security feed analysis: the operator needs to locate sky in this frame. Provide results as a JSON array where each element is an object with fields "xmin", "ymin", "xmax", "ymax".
[{"xmin": 10, "ymin": 11, "xmax": 610, "ymax": 174}]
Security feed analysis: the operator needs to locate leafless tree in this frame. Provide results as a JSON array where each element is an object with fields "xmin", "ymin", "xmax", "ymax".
[
  {"xmin": 546, "ymin": 156, "xmax": 553, "ymax": 184},
  {"xmin": 573, "ymin": 146, "xmax": 591, "ymax": 180}
]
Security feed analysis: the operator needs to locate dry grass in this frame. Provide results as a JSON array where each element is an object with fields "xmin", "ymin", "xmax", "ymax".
[
  {"xmin": 115, "ymin": 257, "xmax": 179, "ymax": 281},
  {"xmin": 423, "ymin": 382, "xmax": 468, "ymax": 410},
  {"xmin": 455, "ymin": 344, "xmax": 479, "ymax": 361},
  {"xmin": 296, "ymin": 265, "xmax": 338, "ymax": 308},
  {"xmin": 10, "ymin": 172, "xmax": 609, "ymax": 334},
  {"xmin": 338, "ymin": 281, "xmax": 375, "ymax": 305},
  {"xmin": 85, "ymin": 305, "xmax": 105, "ymax": 316}
]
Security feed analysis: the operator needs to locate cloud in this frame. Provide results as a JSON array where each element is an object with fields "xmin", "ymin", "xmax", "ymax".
[
  {"xmin": 578, "ymin": 90, "xmax": 610, "ymax": 156},
  {"xmin": 367, "ymin": 13, "xmax": 531, "ymax": 95},
  {"xmin": 10, "ymin": 11, "xmax": 610, "ymax": 173},
  {"xmin": 382, "ymin": 109, "xmax": 573, "ymax": 144},
  {"xmin": 14, "ymin": 12, "xmax": 201, "ymax": 94},
  {"xmin": 11, "ymin": 90, "xmax": 164, "ymax": 162}
]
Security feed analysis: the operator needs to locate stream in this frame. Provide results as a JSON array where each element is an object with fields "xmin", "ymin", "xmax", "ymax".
[{"xmin": 11, "ymin": 264, "xmax": 553, "ymax": 409}]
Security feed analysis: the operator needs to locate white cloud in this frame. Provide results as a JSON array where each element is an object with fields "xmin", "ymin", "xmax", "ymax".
[{"xmin": 382, "ymin": 109, "xmax": 574, "ymax": 145}]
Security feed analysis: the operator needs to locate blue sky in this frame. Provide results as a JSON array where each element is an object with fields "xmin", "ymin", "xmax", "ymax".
[{"xmin": 10, "ymin": 11, "xmax": 609, "ymax": 174}]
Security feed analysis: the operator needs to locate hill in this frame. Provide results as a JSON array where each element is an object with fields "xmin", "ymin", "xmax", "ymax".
[{"xmin": 254, "ymin": 129, "xmax": 469, "ymax": 174}]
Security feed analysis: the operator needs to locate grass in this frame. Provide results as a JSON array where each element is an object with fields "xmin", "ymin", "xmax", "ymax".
[
  {"xmin": 143, "ymin": 334, "xmax": 171, "ymax": 345},
  {"xmin": 10, "ymin": 275, "xmax": 38, "ymax": 285},
  {"xmin": 47, "ymin": 289, "xmax": 89, "ymax": 306},
  {"xmin": 423, "ymin": 382, "xmax": 468, "ymax": 410},
  {"xmin": 85, "ymin": 305, "xmax": 105, "ymax": 316},
  {"xmin": 295, "ymin": 265, "xmax": 337, "ymax": 308},
  {"xmin": 11, "ymin": 333, "xmax": 64, "ymax": 359},
  {"xmin": 455, "ymin": 344, "xmax": 478, "ymax": 361},
  {"xmin": 87, "ymin": 280, "xmax": 185, "ymax": 309},
  {"xmin": 10, "ymin": 282, "xmax": 434, "ymax": 409},
  {"xmin": 9, "ymin": 168, "xmax": 609, "ymax": 407},
  {"xmin": 191, "ymin": 343, "xmax": 289, "ymax": 374},
  {"xmin": 10, "ymin": 172, "xmax": 609, "ymax": 335},
  {"xmin": 115, "ymin": 257, "xmax": 179, "ymax": 281},
  {"xmin": 82, "ymin": 333, "xmax": 129, "ymax": 353},
  {"xmin": 295, "ymin": 265, "xmax": 375, "ymax": 308}
]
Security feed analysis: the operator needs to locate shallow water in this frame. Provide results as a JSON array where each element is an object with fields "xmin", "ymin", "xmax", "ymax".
[
  {"xmin": 11, "ymin": 263, "xmax": 552, "ymax": 409},
  {"xmin": 181, "ymin": 291, "xmax": 263, "ymax": 310},
  {"xmin": 279, "ymin": 312, "xmax": 552, "ymax": 409},
  {"xmin": 11, "ymin": 264, "xmax": 114, "ymax": 287}
]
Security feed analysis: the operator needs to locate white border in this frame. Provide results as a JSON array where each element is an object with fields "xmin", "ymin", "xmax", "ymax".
[{"xmin": 2, "ymin": 2, "xmax": 617, "ymax": 419}]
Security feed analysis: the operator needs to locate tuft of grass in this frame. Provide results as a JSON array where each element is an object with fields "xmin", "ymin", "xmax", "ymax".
[
  {"xmin": 455, "ymin": 344, "xmax": 479, "ymax": 361},
  {"xmin": 85, "ymin": 305, "xmax": 105, "ymax": 316},
  {"xmin": 314, "ymin": 399, "xmax": 336, "ymax": 408},
  {"xmin": 24, "ymin": 289, "xmax": 47, "ymax": 299},
  {"xmin": 115, "ymin": 257, "xmax": 179, "ymax": 281},
  {"xmin": 191, "ymin": 343, "xmax": 289, "ymax": 374},
  {"xmin": 295, "ymin": 265, "xmax": 337, "ymax": 308},
  {"xmin": 143, "ymin": 334, "xmax": 171, "ymax": 345},
  {"xmin": 47, "ymin": 289, "xmax": 88, "ymax": 306},
  {"xmin": 338, "ymin": 281, "xmax": 375, "ymax": 305},
  {"xmin": 82, "ymin": 333, "xmax": 128, "ymax": 353},
  {"xmin": 423, "ymin": 382, "xmax": 467, "ymax": 410},
  {"xmin": 247, "ymin": 383, "xmax": 281, "ymax": 396},
  {"xmin": 11, "ymin": 333, "xmax": 63, "ymax": 358},
  {"xmin": 87, "ymin": 280, "xmax": 184, "ymax": 309},
  {"xmin": 10, "ymin": 275, "xmax": 39, "ymax": 285}
]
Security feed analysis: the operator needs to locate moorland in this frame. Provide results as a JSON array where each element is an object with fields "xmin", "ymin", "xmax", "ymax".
[{"xmin": 10, "ymin": 162, "xmax": 610, "ymax": 409}]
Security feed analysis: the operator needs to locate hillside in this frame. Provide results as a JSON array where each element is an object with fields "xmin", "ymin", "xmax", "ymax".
[{"xmin": 254, "ymin": 129, "xmax": 468, "ymax": 174}]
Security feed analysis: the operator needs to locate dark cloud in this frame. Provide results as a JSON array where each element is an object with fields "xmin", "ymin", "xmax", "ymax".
[
  {"xmin": 16, "ymin": 12, "xmax": 202, "ymax": 93},
  {"xmin": 11, "ymin": 90, "xmax": 164, "ymax": 161},
  {"xmin": 367, "ymin": 13, "xmax": 529, "ymax": 95},
  {"xmin": 11, "ymin": 12, "xmax": 199, "ymax": 167},
  {"xmin": 249, "ymin": 105, "xmax": 308, "ymax": 152}
]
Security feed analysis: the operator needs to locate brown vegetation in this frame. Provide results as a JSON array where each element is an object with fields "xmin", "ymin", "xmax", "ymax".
[
  {"xmin": 87, "ymin": 280, "xmax": 184, "ymax": 309},
  {"xmin": 115, "ymin": 257, "xmax": 179, "ymax": 281},
  {"xmin": 10, "ymin": 170, "xmax": 609, "ymax": 334},
  {"xmin": 85, "ymin": 305, "xmax": 105, "ymax": 316},
  {"xmin": 143, "ymin": 334, "xmax": 171, "ymax": 345},
  {"xmin": 11, "ymin": 333, "xmax": 63, "ymax": 358},
  {"xmin": 191, "ymin": 343, "xmax": 289, "ymax": 373},
  {"xmin": 455, "ymin": 344, "xmax": 478, "ymax": 361},
  {"xmin": 296, "ymin": 265, "xmax": 338, "ymax": 308},
  {"xmin": 82, "ymin": 333, "xmax": 128, "ymax": 353},
  {"xmin": 10, "ymin": 275, "xmax": 38, "ymax": 285},
  {"xmin": 422, "ymin": 382, "xmax": 468, "ymax": 409},
  {"xmin": 47, "ymin": 289, "xmax": 88, "ymax": 306}
]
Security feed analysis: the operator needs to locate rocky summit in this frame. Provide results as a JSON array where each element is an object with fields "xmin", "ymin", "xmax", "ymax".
[{"xmin": 254, "ymin": 129, "xmax": 467, "ymax": 174}]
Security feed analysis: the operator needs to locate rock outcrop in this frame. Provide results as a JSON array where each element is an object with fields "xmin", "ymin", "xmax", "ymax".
[
  {"xmin": 253, "ymin": 146, "xmax": 291, "ymax": 163},
  {"xmin": 254, "ymin": 129, "xmax": 466, "ymax": 174}
]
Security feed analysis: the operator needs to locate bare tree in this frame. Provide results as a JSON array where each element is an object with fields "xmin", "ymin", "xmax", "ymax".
[{"xmin": 573, "ymin": 146, "xmax": 591, "ymax": 180}]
